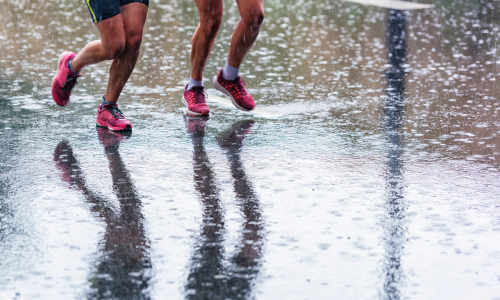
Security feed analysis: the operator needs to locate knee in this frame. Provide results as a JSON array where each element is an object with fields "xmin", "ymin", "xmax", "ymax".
[
  {"xmin": 200, "ymin": 8, "xmax": 223, "ymax": 36},
  {"xmin": 106, "ymin": 39, "xmax": 126, "ymax": 60},
  {"xmin": 126, "ymin": 35, "xmax": 143, "ymax": 55},
  {"xmin": 242, "ymin": 9, "xmax": 265, "ymax": 31}
]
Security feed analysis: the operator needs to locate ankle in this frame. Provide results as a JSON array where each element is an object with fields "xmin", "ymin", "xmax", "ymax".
[
  {"xmin": 222, "ymin": 62, "xmax": 239, "ymax": 81},
  {"xmin": 187, "ymin": 77, "xmax": 203, "ymax": 91},
  {"xmin": 101, "ymin": 95, "xmax": 116, "ymax": 107},
  {"xmin": 68, "ymin": 58, "xmax": 79, "ymax": 74}
]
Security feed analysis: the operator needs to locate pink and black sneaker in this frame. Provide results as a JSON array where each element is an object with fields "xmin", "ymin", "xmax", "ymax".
[
  {"xmin": 52, "ymin": 51, "xmax": 81, "ymax": 106},
  {"xmin": 213, "ymin": 70, "xmax": 255, "ymax": 111},
  {"xmin": 96, "ymin": 103, "xmax": 132, "ymax": 131},
  {"xmin": 182, "ymin": 85, "xmax": 210, "ymax": 116}
]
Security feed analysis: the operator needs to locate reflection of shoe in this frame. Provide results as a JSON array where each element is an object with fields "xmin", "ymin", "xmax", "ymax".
[
  {"xmin": 97, "ymin": 127, "xmax": 131, "ymax": 152},
  {"xmin": 182, "ymin": 85, "xmax": 210, "ymax": 116},
  {"xmin": 184, "ymin": 115, "xmax": 209, "ymax": 135},
  {"xmin": 96, "ymin": 104, "xmax": 132, "ymax": 131},
  {"xmin": 184, "ymin": 115, "xmax": 209, "ymax": 146},
  {"xmin": 213, "ymin": 69, "xmax": 255, "ymax": 111},
  {"xmin": 216, "ymin": 120, "xmax": 255, "ymax": 150},
  {"xmin": 52, "ymin": 51, "xmax": 81, "ymax": 106},
  {"xmin": 53, "ymin": 141, "xmax": 78, "ymax": 184}
]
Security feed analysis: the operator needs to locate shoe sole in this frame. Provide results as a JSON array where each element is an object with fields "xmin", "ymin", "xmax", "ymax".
[
  {"xmin": 96, "ymin": 120, "xmax": 132, "ymax": 131},
  {"xmin": 52, "ymin": 51, "xmax": 70, "ymax": 106},
  {"xmin": 182, "ymin": 96, "xmax": 209, "ymax": 117},
  {"xmin": 212, "ymin": 76, "xmax": 252, "ymax": 112}
]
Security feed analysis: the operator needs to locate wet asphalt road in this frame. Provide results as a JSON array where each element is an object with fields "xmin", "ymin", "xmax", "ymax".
[{"xmin": 1, "ymin": 0, "xmax": 500, "ymax": 299}]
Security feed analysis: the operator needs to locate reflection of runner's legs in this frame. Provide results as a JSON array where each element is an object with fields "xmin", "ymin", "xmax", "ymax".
[
  {"xmin": 217, "ymin": 120, "xmax": 264, "ymax": 291},
  {"xmin": 184, "ymin": 118, "xmax": 263, "ymax": 299},
  {"xmin": 51, "ymin": 0, "xmax": 148, "ymax": 131},
  {"xmin": 54, "ymin": 136, "xmax": 152, "ymax": 299},
  {"xmin": 185, "ymin": 0, "xmax": 264, "ymax": 115}
]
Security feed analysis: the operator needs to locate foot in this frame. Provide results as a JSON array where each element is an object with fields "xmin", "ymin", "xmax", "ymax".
[
  {"xmin": 213, "ymin": 69, "xmax": 255, "ymax": 111},
  {"xmin": 96, "ymin": 103, "xmax": 132, "ymax": 131},
  {"xmin": 52, "ymin": 51, "xmax": 81, "ymax": 106},
  {"xmin": 182, "ymin": 85, "xmax": 210, "ymax": 116}
]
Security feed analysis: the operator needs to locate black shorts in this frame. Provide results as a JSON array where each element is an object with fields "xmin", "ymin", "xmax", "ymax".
[{"xmin": 85, "ymin": 0, "xmax": 149, "ymax": 23}]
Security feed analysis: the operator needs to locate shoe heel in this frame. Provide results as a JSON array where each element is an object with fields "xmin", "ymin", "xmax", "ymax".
[
  {"xmin": 57, "ymin": 51, "xmax": 70, "ymax": 66},
  {"xmin": 212, "ymin": 76, "xmax": 231, "ymax": 98}
]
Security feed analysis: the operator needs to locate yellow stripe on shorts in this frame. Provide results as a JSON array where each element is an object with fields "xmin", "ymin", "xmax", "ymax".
[{"xmin": 85, "ymin": 0, "xmax": 97, "ymax": 23}]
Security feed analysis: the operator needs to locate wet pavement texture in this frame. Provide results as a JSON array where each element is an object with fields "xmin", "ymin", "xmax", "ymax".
[{"xmin": 1, "ymin": 0, "xmax": 500, "ymax": 299}]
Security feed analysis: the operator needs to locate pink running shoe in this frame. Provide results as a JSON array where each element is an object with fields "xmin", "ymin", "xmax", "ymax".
[
  {"xmin": 96, "ymin": 103, "xmax": 132, "ymax": 131},
  {"xmin": 213, "ymin": 69, "xmax": 255, "ymax": 111},
  {"xmin": 182, "ymin": 85, "xmax": 210, "ymax": 116},
  {"xmin": 52, "ymin": 51, "xmax": 81, "ymax": 106}
]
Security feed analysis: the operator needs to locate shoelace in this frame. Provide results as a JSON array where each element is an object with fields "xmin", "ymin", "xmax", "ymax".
[
  {"xmin": 191, "ymin": 86, "xmax": 208, "ymax": 104},
  {"xmin": 234, "ymin": 77, "xmax": 249, "ymax": 97},
  {"xmin": 104, "ymin": 105, "xmax": 125, "ymax": 119},
  {"xmin": 62, "ymin": 74, "xmax": 79, "ymax": 92}
]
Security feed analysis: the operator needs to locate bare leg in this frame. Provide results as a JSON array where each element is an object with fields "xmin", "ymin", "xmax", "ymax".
[
  {"xmin": 71, "ymin": 16, "xmax": 126, "ymax": 72},
  {"xmin": 104, "ymin": 3, "xmax": 148, "ymax": 103},
  {"xmin": 191, "ymin": 0, "xmax": 223, "ymax": 81},
  {"xmin": 227, "ymin": 0, "xmax": 264, "ymax": 68}
]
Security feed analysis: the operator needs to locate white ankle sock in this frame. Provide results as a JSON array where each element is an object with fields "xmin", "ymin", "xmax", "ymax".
[
  {"xmin": 187, "ymin": 77, "xmax": 203, "ymax": 91},
  {"xmin": 222, "ymin": 62, "xmax": 239, "ymax": 81}
]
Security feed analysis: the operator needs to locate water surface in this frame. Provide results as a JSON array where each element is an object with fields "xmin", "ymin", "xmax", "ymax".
[{"xmin": 1, "ymin": 0, "xmax": 500, "ymax": 299}]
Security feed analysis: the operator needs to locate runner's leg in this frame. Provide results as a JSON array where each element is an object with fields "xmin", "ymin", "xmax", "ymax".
[
  {"xmin": 211, "ymin": 0, "xmax": 263, "ymax": 111},
  {"xmin": 181, "ymin": 0, "xmax": 222, "ymax": 116},
  {"xmin": 94, "ymin": 2, "xmax": 148, "ymax": 130},
  {"xmin": 104, "ymin": 2, "xmax": 148, "ymax": 103},
  {"xmin": 191, "ymin": 0, "xmax": 223, "ymax": 81},
  {"xmin": 71, "ymin": 16, "xmax": 126, "ymax": 72},
  {"xmin": 51, "ymin": 8, "xmax": 126, "ymax": 107},
  {"xmin": 227, "ymin": 0, "xmax": 264, "ymax": 68}
]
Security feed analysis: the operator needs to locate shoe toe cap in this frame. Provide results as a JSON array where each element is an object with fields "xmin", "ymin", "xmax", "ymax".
[
  {"xmin": 242, "ymin": 96, "xmax": 255, "ymax": 110},
  {"xmin": 191, "ymin": 104, "xmax": 210, "ymax": 114},
  {"xmin": 109, "ymin": 119, "xmax": 132, "ymax": 129}
]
